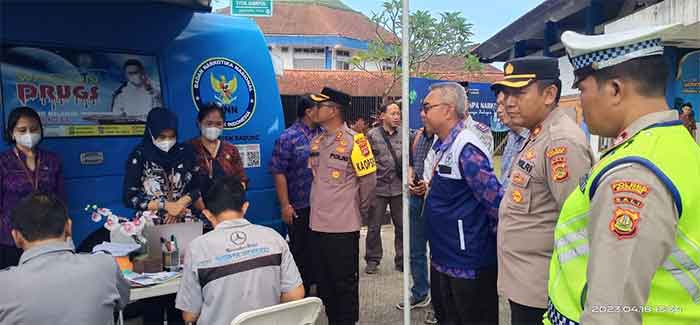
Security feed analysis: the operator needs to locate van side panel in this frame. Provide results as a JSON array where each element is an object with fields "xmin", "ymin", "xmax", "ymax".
[{"xmin": 1, "ymin": 4, "xmax": 284, "ymax": 246}]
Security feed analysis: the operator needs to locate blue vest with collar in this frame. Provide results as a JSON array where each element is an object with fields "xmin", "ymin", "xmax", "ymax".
[{"xmin": 424, "ymin": 128, "xmax": 497, "ymax": 270}]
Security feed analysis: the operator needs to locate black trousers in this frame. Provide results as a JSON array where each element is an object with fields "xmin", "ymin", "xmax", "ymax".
[
  {"xmin": 289, "ymin": 207, "xmax": 315, "ymax": 294},
  {"xmin": 123, "ymin": 294, "xmax": 183, "ymax": 324},
  {"xmin": 313, "ymin": 231, "xmax": 359, "ymax": 324},
  {"xmin": 0, "ymin": 245, "xmax": 21, "ymax": 269},
  {"xmin": 509, "ymin": 300, "xmax": 547, "ymax": 325},
  {"xmin": 431, "ymin": 265, "xmax": 498, "ymax": 325}
]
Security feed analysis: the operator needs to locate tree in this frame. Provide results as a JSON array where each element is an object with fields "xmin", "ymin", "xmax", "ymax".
[{"xmin": 351, "ymin": 0, "xmax": 482, "ymax": 99}]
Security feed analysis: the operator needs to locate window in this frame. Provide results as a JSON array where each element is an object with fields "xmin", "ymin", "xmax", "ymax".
[
  {"xmin": 293, "ymin": 47, "xmax": 326, "ymax": 70},
  {"xmin": 293, "ymin": 58, "xmax": 325, "ymax": 70},
  {"xmin": 336, "ymin": 50, "xmax": 351, "ymax": 57},
  {"xmin": 281, "ymin": 47, "xmax": 289, "ymax": 52},
  {"xmin": 293, "ymin": 47, "xmax": 325, "ymax": 54},
  {"xmin": 336, "ymin": 61, "xmax": 350, "ymax": 70}
]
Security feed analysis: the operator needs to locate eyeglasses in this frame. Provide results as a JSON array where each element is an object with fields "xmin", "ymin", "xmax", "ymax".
[{"xmin": 421, "ymin": 103, "xmax": 448, "ymax": 112}]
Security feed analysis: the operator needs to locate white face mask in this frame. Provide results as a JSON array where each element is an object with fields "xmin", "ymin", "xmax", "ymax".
[
  {"xmin": 154, "ymin": 139, "xmax": 176, "ymax": 152},
  {"xmin": 14, "ymin": 132, "xmax": 41, "ymax": 149},
  {"xmin": 201, "ymin": 126, "xmax": 223, "ymax": 141}
]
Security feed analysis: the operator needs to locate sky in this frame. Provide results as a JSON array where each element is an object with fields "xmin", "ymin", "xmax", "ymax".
[{"xmin": 342, "ymin": 0, "xmax": 544, "ymax": 43}]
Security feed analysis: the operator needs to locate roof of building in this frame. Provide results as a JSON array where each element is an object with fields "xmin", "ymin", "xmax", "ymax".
[
  {"xmin": 277, "ymin": 70, "xmax": 401, "ymax": 97},
  {"xmin": 274, "ymin": 0, "xmax": 354, "ymax": 11},
  {"xmin": 276, "ymin": 69, "xmax": 503, "ymax": 97},
  {"xmin": 472, "ymin": 0, "xmax": 631, "ymax": 62},
  {"xmin": 217, "ymin": 1, "xmax": 396, "ymax": 43}
]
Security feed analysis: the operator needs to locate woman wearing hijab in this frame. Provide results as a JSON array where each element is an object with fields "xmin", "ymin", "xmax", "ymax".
[
  {"xmin": 123, "ymin": 107, "xmax": 200, "ymax": 224},
  {"xmin": 122, "ymin": 108, "xmax": 197, "ymax": 324},
  {"xmin": 0, "ymin": 106, "xmax": 65, "ymax": 269}
]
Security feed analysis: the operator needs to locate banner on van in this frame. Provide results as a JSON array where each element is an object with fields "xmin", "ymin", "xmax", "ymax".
[{"xmin": 1, "ymin": 46, "xmax": 162, "ymax": 137}]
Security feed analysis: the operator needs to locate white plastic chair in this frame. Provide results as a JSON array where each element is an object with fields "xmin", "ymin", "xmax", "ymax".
[{"xmin": 230, "ymin": 297, "xmax": 323, "ymax": 325}]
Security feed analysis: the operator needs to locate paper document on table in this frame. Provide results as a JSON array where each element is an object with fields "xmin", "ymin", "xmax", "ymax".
[
  {"xmin": 92, "ymin": 242, "xmax": 141, "ymax": 256},
  {"xmin": 123, "ymin": 270, "xmax": 181, "ymax": 287}
]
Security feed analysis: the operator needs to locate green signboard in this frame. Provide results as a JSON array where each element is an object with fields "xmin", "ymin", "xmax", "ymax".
[{"xmin": 231, "ymin": 0, "xmax": 273, "ymax": 17}]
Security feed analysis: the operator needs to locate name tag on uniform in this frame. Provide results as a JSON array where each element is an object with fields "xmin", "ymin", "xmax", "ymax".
[
  {"xmin": 330, "ymin": 153, "xmax": 349, "ymax": 162},
  {"xmin": 517, "ymin": 159, "xmax": 534, "ymax": 174},
  {"xmin": 438, "ymin": 165, "xmax": 452, "ymax": 174}
]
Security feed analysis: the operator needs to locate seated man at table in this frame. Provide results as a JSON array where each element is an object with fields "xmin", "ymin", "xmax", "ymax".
[
  {"xmin": 176, "ymin": 176, "xmax": 304, "ymax": 325},
  {"xmin": 0, "ymin": 192, "xmax": 130, "ymax": 324}
]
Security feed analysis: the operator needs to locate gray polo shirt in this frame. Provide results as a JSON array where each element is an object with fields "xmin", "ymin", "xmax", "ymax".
[
  {"xmin": 0, "ymin": 241, "xmax": 130, "ymax": 325},
  {"xmin": 176, "ymin": 218, "xmax": 302, "ymax": 325}
]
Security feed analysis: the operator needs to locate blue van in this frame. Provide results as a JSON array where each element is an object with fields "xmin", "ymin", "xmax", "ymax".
[{"xmin": 1, "ymin": 1, "xmax": 285, "ymax": 247}]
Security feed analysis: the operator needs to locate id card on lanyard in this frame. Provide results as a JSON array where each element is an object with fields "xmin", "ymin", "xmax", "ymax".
[
  {"xmin": 202, "ymin": 140, "xmax": 221, "ymax": 179},
  {"xmin": 13, "ymin": 148, "xmax": 40, "ymax": 191}
]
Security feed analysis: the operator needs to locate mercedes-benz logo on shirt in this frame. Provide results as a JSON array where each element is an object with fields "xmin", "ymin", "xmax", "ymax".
[{"xmin": 230, "ymin": 231, "xmax": 247, "ymax": 246}]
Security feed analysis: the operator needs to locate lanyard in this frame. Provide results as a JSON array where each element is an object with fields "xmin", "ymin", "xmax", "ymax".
[
  {"xmin": 202, "ymin": 140, "xmax": 221, "ymax": 179},
  {"xmin": 13, "ymin": 148, "xmax": 40, "ymax": 191}
]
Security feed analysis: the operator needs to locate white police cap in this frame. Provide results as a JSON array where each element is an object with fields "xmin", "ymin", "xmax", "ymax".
[{"xmin": 561, "ymin": 24, "xmax": 681, "ymax": 86}]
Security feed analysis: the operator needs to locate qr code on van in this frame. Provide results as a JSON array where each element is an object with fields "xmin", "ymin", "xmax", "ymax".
[
  {"xmin": 235, "ymin": 144, "xmax": 261, "ymax": 169},
  {"xmin": 246, "ymin": 150, "xmax": 260, "ymax": 168}
]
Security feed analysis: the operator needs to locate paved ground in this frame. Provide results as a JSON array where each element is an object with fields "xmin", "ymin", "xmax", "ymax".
[{"xmin": 315, "ymin": 225, "xmax": 511, "ymax": 325}]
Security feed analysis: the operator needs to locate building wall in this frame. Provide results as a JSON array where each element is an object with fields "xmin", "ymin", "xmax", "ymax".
[
  {"xmin": 558, "ymin": 56, "xmax": 578, "ymax": 97},
  {"xmin": 268, "ymin": 45, "xmax": 384, "ymax": 71},
  {"xmin": 605, "ymin": 0, "xmax": 700, "ymax": 33}
]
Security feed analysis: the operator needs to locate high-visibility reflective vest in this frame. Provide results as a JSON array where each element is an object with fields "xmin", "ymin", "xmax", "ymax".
[{"xmin": 545, "ymin": 121, "xmax": 700, "ymax": 325}]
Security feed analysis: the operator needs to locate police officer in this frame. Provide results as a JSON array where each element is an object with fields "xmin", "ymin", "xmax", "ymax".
[
  {"xmin": 494, "ymin": 57, "xmax": 594, "ymax": 324},
  {"xmin": 308, "ymin": 87, "xmax": 376, "ymax": 325},
  {"xmin": 546, "ymin": 25, "xmax": 700, "ymax": 325}
]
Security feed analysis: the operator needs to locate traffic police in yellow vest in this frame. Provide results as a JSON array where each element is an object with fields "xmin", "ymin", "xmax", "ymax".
[{"xmin": 546, "ymin": 24, "xmax": 700, "ymax": 325}]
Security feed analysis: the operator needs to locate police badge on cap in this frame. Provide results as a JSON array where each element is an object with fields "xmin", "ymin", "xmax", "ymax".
[
  {"xmin": 310, "ymin": 87, "xmax": 351, "ymax": 108},
  {"xmin": 491, "ymin": 56, "xmax": 560, "ymax": 91}
]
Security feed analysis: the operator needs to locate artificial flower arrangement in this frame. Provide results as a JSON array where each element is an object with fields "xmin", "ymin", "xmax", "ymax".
[{"xmin": 86, "ymin": 205, "xmax": 159, "ymax": 246}]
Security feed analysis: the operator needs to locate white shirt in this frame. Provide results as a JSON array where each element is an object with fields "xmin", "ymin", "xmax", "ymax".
[{"xmin": 111, "ymin": 83, "xmax": 161, "ymax": 120}]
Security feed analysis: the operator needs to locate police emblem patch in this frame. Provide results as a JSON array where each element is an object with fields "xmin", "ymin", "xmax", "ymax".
[
  {"xmin": 609, "ymin": 208, "xmax": 641, "ymax": 239},
  {"xmin": 546, "ymin": 146, "xmax": 567, "ymax": 158},
  {"xmin": 511, "ymin": 172, "xmax": 528, "ymax": 187},
  {"xmin": 551, "ymin": 161, "xmax": 569, "ymax": 182},
  {"xmin": 614, "ymin": 196, "xmax": 645, "ymax": 209},
  {"xmin": 511, "ymin": 189, "xmax": 523, "ymax": 203},
  {"xmin": 331, "ymin": 170, "xmax": 341, "ymax": 179},
  {"xmin": 192, "ymin": 57, "xmax": 256, "ymax": 130},
  {"xmin": 524, "ymin": 148, "xmax": 535, "ymax": 161},
  {"xmin": 611, "ymin": 180, "xmax": 650, "ymax": 197}
]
